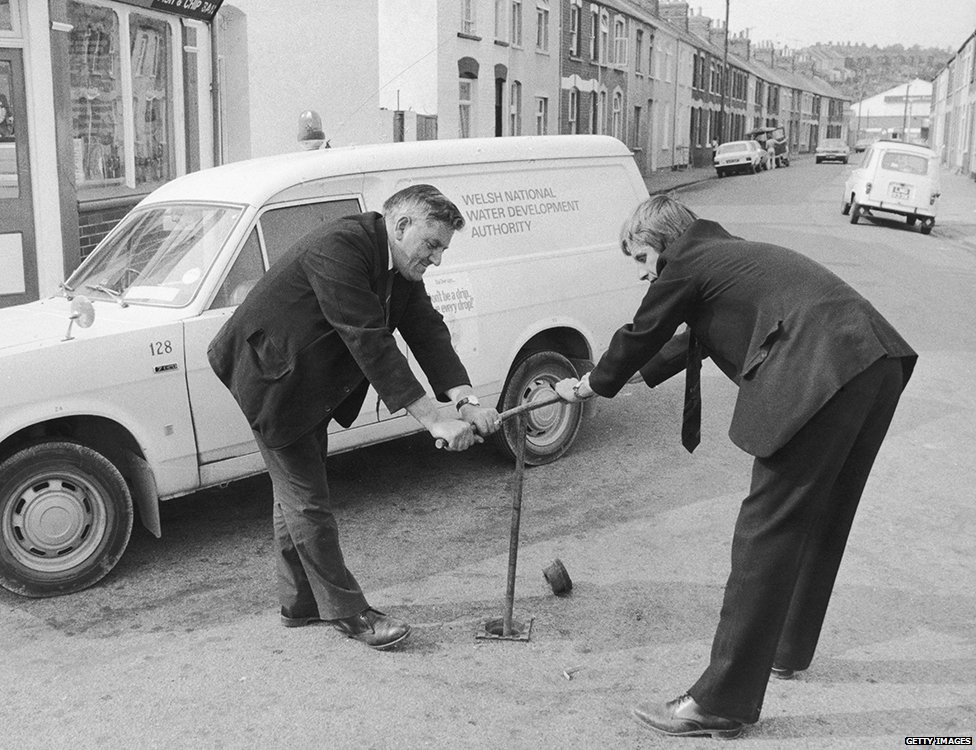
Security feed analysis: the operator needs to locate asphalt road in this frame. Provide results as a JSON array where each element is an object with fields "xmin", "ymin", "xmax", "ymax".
[{"xmin": 2, "ymin": 156, "xmax": 974, "ymax": 749}]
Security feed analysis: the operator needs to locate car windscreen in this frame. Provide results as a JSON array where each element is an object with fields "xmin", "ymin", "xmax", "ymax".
[
  {"xmin": 64, "ymin": 203, "xmax": 245, "ymax": 307},
  {"xmin": 880, "ymin": 151, "xmax": 930, "ymax": 176},
  {"xmin": 820, "ymin": 140, "xmax": 845, "ymax": 148}
]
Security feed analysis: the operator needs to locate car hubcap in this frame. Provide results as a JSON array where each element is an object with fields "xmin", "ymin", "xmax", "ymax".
[
  {"xmin": 3, "ymin": 471, "xmax": 107, "ymax": 573},
  {"xmin": 519, "ymin": 376, "xmax": 572, "ymax": 450}
]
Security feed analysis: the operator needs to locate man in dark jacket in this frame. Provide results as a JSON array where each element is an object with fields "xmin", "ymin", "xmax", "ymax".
[
  {"xmin": 209, "ymin": 184, "xmax": 500, "ymax": 650},
  {"xmin": 556, "ymin": 195, "xmax": 916, "ymax": 737}
]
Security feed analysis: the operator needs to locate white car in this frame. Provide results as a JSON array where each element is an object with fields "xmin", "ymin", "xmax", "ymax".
[
  {"xmin": 713, "ymin": 140, "xmax": 766, "ymax": 177},
  {"xmin": 0, "ymin": 135, "xmax": 649, "ymax": 597},
  {"xmin": 843, "ymin": 139, "xmax": 941, "ymax": 234}
]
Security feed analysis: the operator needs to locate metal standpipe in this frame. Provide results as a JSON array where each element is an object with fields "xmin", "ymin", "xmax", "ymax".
[
  {"xmin": 476, "ymin": 390, "xmax": 562, "ymax": 642},
  {"xmin": 501, "ymin": 413, "xmax": 527, "ymax": 637}
]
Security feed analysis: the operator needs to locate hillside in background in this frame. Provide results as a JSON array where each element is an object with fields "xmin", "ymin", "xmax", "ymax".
[{"xmin": 800, "ymin": 42, "xmax": 953, "ymax": 100}]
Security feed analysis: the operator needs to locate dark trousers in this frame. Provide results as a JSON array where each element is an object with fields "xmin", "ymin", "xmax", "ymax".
[
  {"xmin": 688, "ymin": 356, "xmax": 906, "ymax": 724},
  {"xmin": 254, "ymin": 425, "xmax": 368, "ymax": 620}
]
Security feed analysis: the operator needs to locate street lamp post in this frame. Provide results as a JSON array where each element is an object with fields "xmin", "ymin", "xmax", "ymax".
[{"xmin": 718, "ymin": 0, "xmax": 730, "ymax": 143}]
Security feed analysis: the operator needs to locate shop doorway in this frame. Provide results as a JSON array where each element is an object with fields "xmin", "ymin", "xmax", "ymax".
[{"xmin": 0, "ymin": 48, "xmax": 36, "ymax": 306}]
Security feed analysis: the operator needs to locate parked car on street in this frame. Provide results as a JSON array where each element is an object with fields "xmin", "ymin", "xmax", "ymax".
[
  {"xmin": 713, "ymin": 140, "xmax": 766, "ymax": 177},
  {"xmin": 815, "ymin": 138, "xmax": 851, "ymax": 164},
  {"xmin": 853, "ymin": 137, "xmax": 875, "ymax": 153},
  {"xmin": 0, "ymin": 135, "xmax": 649, "ymax": 598},
  {"xmin": 843, "ymin": 139, "xmax": 941, "ymax": 234}
]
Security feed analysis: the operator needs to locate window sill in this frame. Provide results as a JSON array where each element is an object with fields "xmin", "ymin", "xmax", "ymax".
[
  {"xmin": 457, "ymin": 32, "xmax": 482, "ymax": 41},
  {"xmin": 494, "ymin": 39, "xmax": 509, "ymax": 47}
]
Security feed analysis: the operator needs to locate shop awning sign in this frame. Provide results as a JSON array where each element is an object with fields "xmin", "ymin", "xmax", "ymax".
[{"xmin": 149, "ymin": 0, "xmax": 224, "ymax": 22}]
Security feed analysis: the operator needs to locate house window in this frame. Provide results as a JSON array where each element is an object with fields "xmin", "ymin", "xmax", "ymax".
[
  {"xmin": 635, "ymin": 29, "xmax": 643, "ymax": 73},
  {"xmin": 613, "ymin": 17, "xmax": 626, "ymax": 66},
  {"xmin": 599, "ymin": 90, "xmax": 606, "ymax": 133},
  {"xmin": 459, "ymin": 78, "xmax": 473, "ymax": 137},
  {"xmin": 611, "ymin": 90, "xmax": 623, "ymax": 139},
  {"xmin": 589, "ymin": 91, "xmax": 598, "ymax": 134},
  {"xmin": 648, "ymin": 31, "xmax": 655, "ymax": 78},
  {"xmin": 568, "ymin": 87, "xmax": 579, "ymax": 134},
  {"xmin": 589, "ymin": 8, "xmax": 598, "ymax": 61},
  {"xmin": 599, "ymin": 11, "xmax": 609, "ymax": 65},
  {"xmin": 511, "ymin": 0, "xmax": 522, "ymax": 46},
  {"xmin": 494, "ymin": 0, "xmax": 507, "ymax": 40},
  {"xmin": 569, "ymin": 2, "xmax": 580, "ymax": 57},
  {"xmin": 461, "ymin": 0, "xmax": 476, "ymax": 35},
  {"xmin": 535, "ymin": 2, "xmax": 549, "ymax": 52},
  {"xmin": 630, "ymin": 105, "xmax": 641, "ymax": 148},
  {"xmin": 535, "ymin": 96, "xmax": 548, "ymax": 135},
  {"xmin": 509, "ymin": 80, "xmax": 522, "ymax": 135},
  {"xmin": 68, "ymin": 1, "xmax": 180, "ymax": 194}
]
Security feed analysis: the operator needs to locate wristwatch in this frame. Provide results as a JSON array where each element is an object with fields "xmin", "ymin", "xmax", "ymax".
[{"xmin": 456, "ymin": 395, "xmax": 481, "ymax": 411}]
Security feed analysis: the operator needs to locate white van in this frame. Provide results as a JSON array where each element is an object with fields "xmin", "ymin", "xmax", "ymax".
[
  {"xmin": 0, "ymin": 135, "xmax": 648, "ymax": 597},
  {"xmin": 843, "ymin": 140, "xmax": 941, "ymax": 234}
]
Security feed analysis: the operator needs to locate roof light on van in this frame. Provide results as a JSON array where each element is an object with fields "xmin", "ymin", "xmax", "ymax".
[
  {"xmin": 298, "ymin": 109, "xmax": 327, "ymax": 151},
  {"xmin": 865, "ymin": 182, "xmax": 872, "ymax": 195}
]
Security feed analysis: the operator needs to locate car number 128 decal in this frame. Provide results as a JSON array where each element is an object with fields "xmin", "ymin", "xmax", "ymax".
[{"xmin": 149, "ymin": 340, "xmax": 174, "ymax": 356}]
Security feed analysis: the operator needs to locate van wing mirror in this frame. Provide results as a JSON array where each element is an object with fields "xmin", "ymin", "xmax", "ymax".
[{"xmin": 63, "ymin": 295, "xmax": 95, "ymax": 341}]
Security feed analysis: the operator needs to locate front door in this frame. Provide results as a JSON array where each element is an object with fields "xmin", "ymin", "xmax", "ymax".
[{"xmin": 0, "ymin": 48, "xmax": 35, "ymax": 307}]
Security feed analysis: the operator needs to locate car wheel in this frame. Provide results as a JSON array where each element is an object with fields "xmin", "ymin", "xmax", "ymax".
[
  {"xmin": 920, "ymin": 224, "xmax": 932, "ymax": 235},
  {"xmin": 849, "ymin": 200, "xmax": 861, "ymax": 224},
  {"xmin": 843, "ymin": 157, "xmax": 849, "ymax": 164},
  {"xmin": 491, "ymin": 351, "xmax": 584, "ymax": 466},
  {"xmin": 816, "ymin": 157, "xmax": 822, "ymax": 164},
  {"xmin": 716, "ymin": 169, "xmax": 724, "ymax": 178},
  {"xmin": 906, "ymin": 215, "xmax": 917, "ymax": 226},
  {"xmin": 0, "ymin": 441, "xmax": 133, "ymax": 597},
  {"xmin": 753, "ymin": 162, "xmax": 761, "ymax": 174},
  {"xmin": 841, "ymin": 197, "xmax": 851, "ymax": 215}
]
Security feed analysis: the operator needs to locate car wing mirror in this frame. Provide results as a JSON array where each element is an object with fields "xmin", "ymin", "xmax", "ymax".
[{"xmin": 63, "ymin": 295, "xmax": 95, "ymax": 341}]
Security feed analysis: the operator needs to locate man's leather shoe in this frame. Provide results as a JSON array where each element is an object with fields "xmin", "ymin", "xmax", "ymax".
[
  {"xmin": 770, "ymin": 665, "xmax": 801, "ymax": 680},
  {"xmin": 330, "ymin": 608, "xmax": 411, "ymax": 650},
  {"xmin": 632, "ymin": 694, "xmax": 744, "ymax": 739}
]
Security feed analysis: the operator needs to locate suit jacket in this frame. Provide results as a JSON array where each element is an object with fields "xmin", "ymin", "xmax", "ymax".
[
  {"xmin": 208, "ymin": 212, "xmax": 469, "ymax": 450},
  {"xmin": 588, "ymin": 219, "xmax": 917, "ymax": 458}
]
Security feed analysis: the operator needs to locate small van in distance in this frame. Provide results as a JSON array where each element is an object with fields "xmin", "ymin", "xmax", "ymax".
[
  {"xmin": 0, "ymin": 135, "xmax": 649, "ymax": 598},
  {"xmin": 843, "ymin": 139, "xmax": 941, "ymax": 234}
]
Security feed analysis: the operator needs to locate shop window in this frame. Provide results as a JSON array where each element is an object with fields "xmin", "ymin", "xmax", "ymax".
[
  {"xmin": 68, "ymin": 1, "xmax": 179, "ymax": 196},
  {"xmin": 0, "ymin": 0, "xmax": 21, "ymax": 36},
  {"xmin": 0, "ymin": 61, "xmax": 17, "ymax": 196}
]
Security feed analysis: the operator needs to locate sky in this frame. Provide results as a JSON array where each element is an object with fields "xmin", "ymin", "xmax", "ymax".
[{"xmin": 687, "ymin": 0, "xmax": 976, "ymax": 51}]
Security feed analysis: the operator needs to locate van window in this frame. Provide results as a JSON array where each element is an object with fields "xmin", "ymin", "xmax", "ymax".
[
  {"xmin": 259, "ymin": 198, "xmax": 362, "ymax": 266},
  {"xmin": 210, "ymin": 228, "xmax": 264, "ymax": 309},
  {"xmin": 880, "ymin": 151, "xmax": 929, "ymax": 176}
]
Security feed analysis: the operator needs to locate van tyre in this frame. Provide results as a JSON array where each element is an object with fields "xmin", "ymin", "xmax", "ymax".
[
  {"xmin": 849, "ymin": 201, "xmax": 861, "ymax": 224},
  {"xmin": 906, "ymin": 215, "xmax": 917, "ymax": 226},
  {"xmin": 492, "ymin": 351, "xmax": 584, "ymax": 466},
  {"xmin": 0, "ymin": 441, "xmax": 133, "ymax": 597}
]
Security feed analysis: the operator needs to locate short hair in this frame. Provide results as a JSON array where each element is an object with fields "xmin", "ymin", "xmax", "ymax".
[
  {"xmin": 619, "ymin": 194, "xmax": 698, "ymax": 256},
  {"xmin": 383, "ymin": 184, "xmax": 465, "ymax": 231}
]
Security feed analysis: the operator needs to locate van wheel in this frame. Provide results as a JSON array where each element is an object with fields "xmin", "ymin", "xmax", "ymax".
[
  {"xmin": 492, "ymin": 351, "xmax": 584, "ymax": 466},
  {"xmin": 0, "ymin": 441, "xmax": 133, "ymax": 598},
  {"xmin": 906, "ymin": 215, "xmax": 917, "ymax": 226},
  {"xmin": 920, "ymin": 224, "xmax": 933, "ymax": 235},
  {"xmin": 849, "ymin": 201, "xmax": 861, "ymax": 224}
]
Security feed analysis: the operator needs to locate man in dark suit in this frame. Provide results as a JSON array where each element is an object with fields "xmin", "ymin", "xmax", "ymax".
[
  {"xmin": 209, "ymin": 184, "xmax": 500, "ymax": 650},
  {"xmin": 555, "ymin": 195, "xmax": 916, "ymax": 737}
]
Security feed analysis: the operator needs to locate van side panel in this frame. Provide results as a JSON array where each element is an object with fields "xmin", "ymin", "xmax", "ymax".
[{"xmin": 361, "ymin": 157, "xmax": 648, "ymax": 402}]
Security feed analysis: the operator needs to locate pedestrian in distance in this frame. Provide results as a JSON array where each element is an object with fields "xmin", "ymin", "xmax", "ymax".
[
  {"xmin": 766, "ymin": 139, "xmax": 777, "ymax": 169},
  {"xmin": 555, "ymin": 194, "xmax": 916, "ymax": 738},
  {"xmin": 208, "ymin": 184, "xmax": 501, "ymax": 650}
]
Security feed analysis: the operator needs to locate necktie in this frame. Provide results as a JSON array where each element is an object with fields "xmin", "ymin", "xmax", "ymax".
[{"xmin": 681, "ymin": 332, "xmax": 702, "ymax": 453}]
